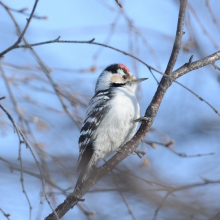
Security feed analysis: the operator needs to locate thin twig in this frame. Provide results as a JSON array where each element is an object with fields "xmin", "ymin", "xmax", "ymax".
[
  {"xmin": 144, "ymin": 140, "xmax": 215, "ymax": 158},
  {"xmin": 110, "ymin": 170, "xmax": 137, "ymax": 220},
  {"xmin": 0, "ymin": 3, "xmax": 81, "ymax": 128},
  {"xmin": 0, "ymin": 156, "xmax": 63, "ymax": 191},
  {"xmin": 206, "ymin": 0, "xmax": 220, "ymax": 34},
  {"xmin": 164, "ymin": 0, "xmax": 187, "ymax": 75},
  {"xmin": 0, "ymin": 101, "xmax": 59, "ymax": 220},
  {"xmin": 1, "ymin": 1, "xmax": 220, "ymax": 117},
  {"xmin": 212, "ymin": 63, "xmax": 220, "ymax": 71},
  {"xmin": 1, "ymin": 64, "xmax": 58, "ymax": 210},
  {"xmin": 0, "ymin": 207, "xmax": 11, "ymax": 220},
  {"xmin": 153, "ymin": 192, "xmax": 169, "ymax": 220},
  {"xmin": 209, "ymin": 211, "xmax": 220, "ymax": 220},
  {"xmin": 0, "ymin": 3, "xmax": 47, "ymax": 19},
  {"xmin": 0, "ymin": 104, "xmax": 33, "ymax": 219},
  {"xmin": 45, "ymin": 2, "xmax": 189, "ymax": 219},
  {"xmin": 18, "ymin": 140, "xmax": 33, "ymax": 220},
  {"xmin": 77, "ymin": 204, "xmax": 97, "ymax": 220},
  {"xmin": 1, "ymin": 69, "xmax": 33, "ymax": 219},
  {"xmin": 0, "ymin": 155, "xmax": 95, "ymax": 220},
  {"xmin": 14, "ymin": 38, "xmax": 220, "ymax": 117},
  {"xmin": 115, "ymin": 0, "xmax": 122, "ymax": 8},
  {"xmin": 153, "ymin": 178, "xmax": 220, "ymax": 219},
  {"xmin": 113, "ymin": 167, "xmax": 168, "ymax": 188},
  {"xmin": 0, "ymin": 0, "xmax": 40, "ymax": 57},
  {"xmin": 188, "ymin": 2, "xmax": 218, "ymax": 49}
]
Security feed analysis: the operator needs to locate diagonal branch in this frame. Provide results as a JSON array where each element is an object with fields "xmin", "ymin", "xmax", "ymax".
[
  {"xmin": 12, "ymin": 37, "xmax": 220, "ymax": 116},
  {"xmin": 0, "ymin": 98, "xmax": 59, "ymax": 220},
  {"xmin": 1, "ymin": 3, "xmax": 81, "ymax": 129},
  {"xmin": 0, "ymin": 0, "xmax": 39, "ymax": 57},
  {"xmin": 115, "ymin": 0, "xmax": 122, "ymax": 8},
  {"xmin": 0, "ymin": 207, "xmax": 10, "ymax": 220},
  {"xmin": 45, "ymin": 1, "xmax": 188, "ymax": 219},
  {"xmin": 1, "ymin": 2, "xmax": 220, "ymax": 117},
  {"xmin": 173, "ymin": 51, "xmax": 220, "ymax": 78},
  {"xmin": 209, "ymin": 211, "xmax": 220, "ymax": 220},
  {"xmin": 165, "ymin": 0, "xmax": 187, "ymax": 75}
]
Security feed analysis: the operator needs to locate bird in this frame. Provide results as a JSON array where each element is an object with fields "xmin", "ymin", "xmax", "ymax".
[{"xmin": 75, "ymin": 63, "xmax": 147, "ymax": 188}]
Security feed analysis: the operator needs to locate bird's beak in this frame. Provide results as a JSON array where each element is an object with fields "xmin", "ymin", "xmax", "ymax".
[{"xmin": 131, "ymin": 78, "xmax": 148, "ymax": 83}]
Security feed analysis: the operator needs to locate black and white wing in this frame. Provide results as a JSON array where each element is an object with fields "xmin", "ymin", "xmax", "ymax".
[{"xmin": 76, "ymin": 90, "xmax": 111, "ymax": 186}]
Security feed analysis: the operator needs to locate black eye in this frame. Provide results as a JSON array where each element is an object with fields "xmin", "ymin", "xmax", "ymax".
[{"xmin": 122, "ymin": 75, "xmax": 127, "ymax": 80}]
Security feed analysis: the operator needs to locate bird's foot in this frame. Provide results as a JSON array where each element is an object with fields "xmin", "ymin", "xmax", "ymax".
[
  {"xmin": 116, "ymin": 147, "xmax": 123, "ymax": 153},
  {"xmin": 132, "ymin": 149, "xmax": 146, "ymax": 158},
  {"xmin": 134, "ymin": 117, "xmax": 153, "ymax": 123},
  {"xmin": 68, "ymin": 194, "xmax": 85, "ymax": 207},
  {"xmin": 92, "ymin": 165, "xmax": 98, "ymax": 171}
]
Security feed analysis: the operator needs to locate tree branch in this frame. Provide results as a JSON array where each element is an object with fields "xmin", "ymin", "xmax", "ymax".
[
  {"xmin": 1, "ymin": 1, "xmax": 220, "ymax": 117},
  {"xmin": 115, "ymin": 0, "xmax": 122, "ymax": 8},
  {"xmin": 164, "ymin": 0, "xmax": 187, "ymax": 75},
  {"xmin": 0, "ymin": 0, "xmax": 39, "ymax": 57},
  {"xmin": 45, "ymin": 1, "xmax": 188, "ymax": 219},
  {"xmin": 0, "ymin": 99, "xmax": 59, "ymax": 220},
  {"xmin": 209, "ymin": 211, "xmax": 220, "ymax": 220},
  {"xmin": 0, "ymin": 207, "xmax": 10, "ymax": 220},
  {"xmin": 173, "ymin": 51, "xmax": 220, "ymax": 78}
]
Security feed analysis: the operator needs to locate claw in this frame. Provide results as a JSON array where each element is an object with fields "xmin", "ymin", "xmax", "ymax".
[
  {"xmin": 92, "ymin": 165, "xmax": 98, "ymax": 171},
  {"xmin": 134, "ymin": 116, "xmax": 153, "ymax": 123},
  {"xmin": 134, "ymin": 149, "xmax": 146, "ymax": 158},
  {"xmin": 116, "ymin": 148, "xmax": 123, "ymax": 153}
]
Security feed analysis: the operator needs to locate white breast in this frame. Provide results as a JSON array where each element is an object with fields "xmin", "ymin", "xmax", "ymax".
[{"xmin": 93, "ymin": 87, "xmax": 140, "ymax": 160}]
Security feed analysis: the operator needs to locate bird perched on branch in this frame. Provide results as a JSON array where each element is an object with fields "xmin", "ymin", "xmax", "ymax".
[{"xmin": 75, "ymin": 63, "xmax": 147, "ymax": 188}]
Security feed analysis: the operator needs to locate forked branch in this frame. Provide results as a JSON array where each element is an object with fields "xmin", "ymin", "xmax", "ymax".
[{"xmin": 45, "ymin": 1, "xmax": 188, "ymax": 219}]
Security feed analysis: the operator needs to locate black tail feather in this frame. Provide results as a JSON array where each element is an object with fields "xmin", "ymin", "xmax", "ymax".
[
  {"xmin": 75, "ymin": 145, "xmax": 93, "ymax": 190},
  {"xmin": 75, "ymin": 168, "xmax": 86, "ymax": 190}
]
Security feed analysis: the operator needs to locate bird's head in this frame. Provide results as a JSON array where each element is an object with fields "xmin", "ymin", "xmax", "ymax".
[{"xmin": 95, "ymin": 64, "xmax": 147, "ymax": 93}]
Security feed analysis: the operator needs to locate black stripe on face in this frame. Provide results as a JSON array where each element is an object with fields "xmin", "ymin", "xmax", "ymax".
[{"xmin": 110, "ymin": 82, "xmax": 126, "ymax": 87}]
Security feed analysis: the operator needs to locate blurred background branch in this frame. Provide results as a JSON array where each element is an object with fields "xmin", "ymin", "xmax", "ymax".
[{"xmin": 0, "ymin": 0, "xmax": 220, "ymax": 220}]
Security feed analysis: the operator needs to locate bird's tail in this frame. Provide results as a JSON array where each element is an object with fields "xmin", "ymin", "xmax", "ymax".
[
  {"xmin": 74, "ymin": 169, "xmax": 86, "ymax": 191},
  {"xmin": 74, "ymin": 155, "xmax": 95, "ymax": 191}
]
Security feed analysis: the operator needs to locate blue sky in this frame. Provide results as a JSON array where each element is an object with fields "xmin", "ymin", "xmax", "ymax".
[{"xmin": 0, "ymin": 0, "xmax": 220, "ymax": 219}]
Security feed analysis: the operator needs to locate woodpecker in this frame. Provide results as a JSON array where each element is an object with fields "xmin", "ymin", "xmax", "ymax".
[{"xmin": 75, "ymin": 64, "xmax": 147, "ymax": 188}]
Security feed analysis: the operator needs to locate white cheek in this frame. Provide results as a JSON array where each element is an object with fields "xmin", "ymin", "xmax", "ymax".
[
  {"xmin": 95, "ymin": 71, "xmax": 112, "ymax": 92},
  {"xmin": 111, "ymin": 75, "xmax": 124, "ymax": 84}
]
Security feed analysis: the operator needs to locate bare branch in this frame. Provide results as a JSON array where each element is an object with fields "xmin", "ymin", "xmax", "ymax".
[
  {"xmin": 45, "ymin": 1, "xmax": 189, "ymax": 219},
  {"xmin": 110, "ymin": 170, "xmax": 137, "ymax": 220},
  {"xmin": 1, "ymin": 1, "xmax": 220, "ymax": 118},
  {"xmin": 0, "ymin": 207, "xmax": 11, "ymax": 220},
  {"xmin": 115, "ymin": 0, "xmax": 123, "ymax": 8},
  {"xmin": 0, "ymin": 0, "xmax": 40, "ymax": 57},
  {"xmin": 1, "ymin": 1, "xmax": 220, "ymax": 219},
  {"xmin": 206, "ymin": 0, "xmax": 220, "ymax": 34},
  {"xmin": 0, "ymin": 2, "xmax": 47, "ymax": 19},
  {"xmin": 188, "ymin": 2, "xmax": 219, "ymax": 49},
  {"xmin": 164, "ymin": 0, "xmax": 187, "ymax": 75},
  {"xmin": 0, "ymin": 5, "xmax": 82, "ymax": 128},
  {"xmin": 0, "ymin": 96, "xmax": 33, "ymax": 218},
  {"xmin": 154, "ymin": 192, "xmax": 169, "ymax": 220},
  {"xmin": 0, "ymin": 100, "xmax": 59, "ymax": 220},
  {"xmin": 212, "ymin": 63, "xmax": 220, "ymax": 72},
  {"xmin": 209, "ymin": 211, "xmax": 220, "ymax": 220},
  {"xmin": 13, "ymin": 36, "xmax": 220, "ymax": 117},
  {"xmin": 144, "ymin": 140, "xmax": 215, "ymax": 158},
  {"xmin": 154, "ymin": 178, "xmax": 220, "ymax": 219},
  {"xmin": 173, "ymin": 51, "xmax": 220, "ymax": 78}
]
